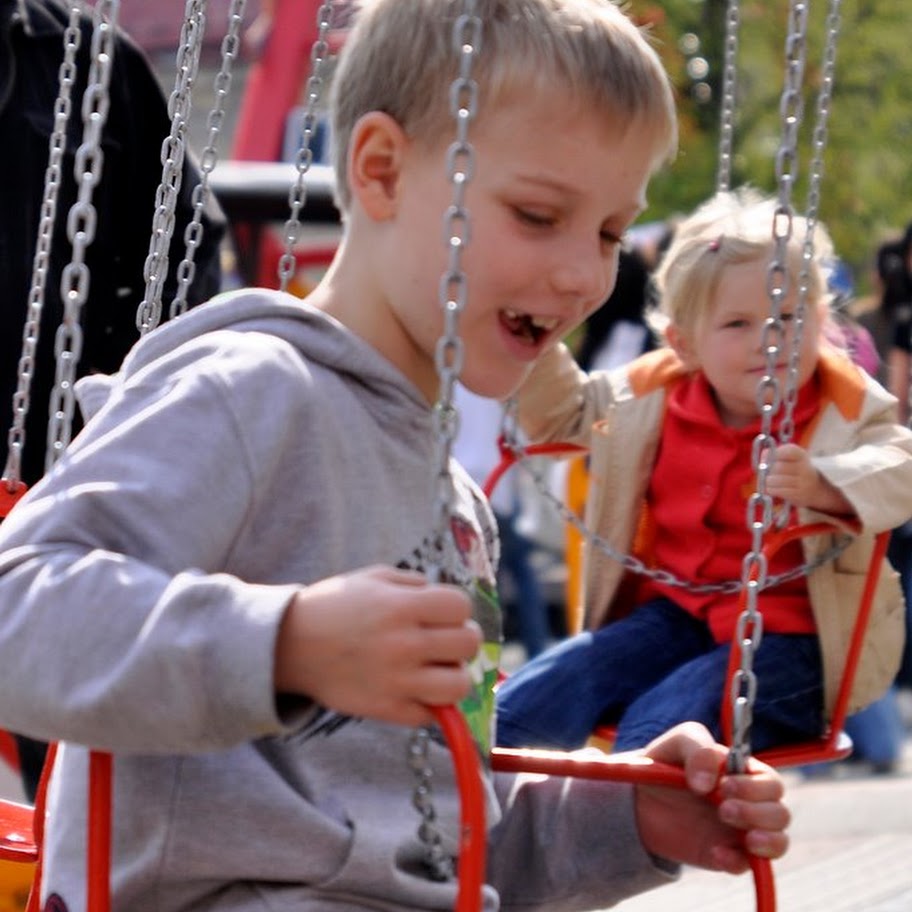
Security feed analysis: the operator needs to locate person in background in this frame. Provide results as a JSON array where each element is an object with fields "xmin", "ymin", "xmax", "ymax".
[
  {"xmin": 575, "ymin": 246, "xmax": 658, "ymax": 372},
  {"xmin": 453, "ymin": 384, "xmax": 552, "ymax": 660},
  {"xmin": 0, "ymin": 0, "xmax": 226, "ymax": 800},
  {"xmin": 855, "ymin": 235, "xmax": 912, "ymax": 692},
  {"xmin": 884, "ymin": 225, "xmax": 912, "ymax": 425}
]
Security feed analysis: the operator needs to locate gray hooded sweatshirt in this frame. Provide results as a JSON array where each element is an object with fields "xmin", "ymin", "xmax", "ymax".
[{"xmin": 0, "ymin": 289, "xmax": 674, "ymax": 911}]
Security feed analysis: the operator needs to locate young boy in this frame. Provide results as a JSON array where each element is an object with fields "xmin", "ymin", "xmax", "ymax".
[
  {"xmin": 496, "ymin": 187, "xmax": 912, "ymax": 754},
  {"xmin": 0, "ymin": 3, "xmax": 789, "ymax": 910}
]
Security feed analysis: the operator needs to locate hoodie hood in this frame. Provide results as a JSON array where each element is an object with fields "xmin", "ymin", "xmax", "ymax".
[{"xmin": 77, "ymin": 287, "xmax": 430, "ymax": 429}]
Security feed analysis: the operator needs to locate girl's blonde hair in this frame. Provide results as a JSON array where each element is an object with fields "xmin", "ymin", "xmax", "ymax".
[
  {"xmin": 330, "ymin": 0, "xmax": 678, "ymax": 211},
  {"xmin": 652, "ymin": 187, "xmax": 835, "ymax": 339}
]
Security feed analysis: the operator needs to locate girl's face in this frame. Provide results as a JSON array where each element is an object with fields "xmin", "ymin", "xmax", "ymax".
[{"xmin": 670, "ymin": 257, "xmax": 822, "ymax": 427}]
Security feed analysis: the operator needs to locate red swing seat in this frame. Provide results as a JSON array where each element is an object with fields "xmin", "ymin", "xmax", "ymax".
[{"xmin": 483, "ymin": 439, "xmax": 892, "ymax": 770}]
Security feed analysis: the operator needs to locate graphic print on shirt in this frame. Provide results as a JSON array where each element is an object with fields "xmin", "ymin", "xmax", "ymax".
[{"xmin": 296, "ymin": 502, "xmax": 502, "ymax": 756}]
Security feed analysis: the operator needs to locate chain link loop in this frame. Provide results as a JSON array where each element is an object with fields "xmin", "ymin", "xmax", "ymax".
[
  {"xmin": 46, "ymin": 0, "xmax": 119, "ymax": 472},
  {"xmin": 407, "ymin": 728, "xmax": 455, "ymax": 882},
  {"xmin": 728, "ymin": 0, "xmax": 811, "ymax": 772},
  {"xmin": 277, "ymin": 1, "xmax": 334, "ymax": 292},
  {"xmin": 170, "ymin": 0, "xmax": 247, "ymax": 318},
  {"xmin": 716, "ymin": 0, "xmax": 740, "ymax": 193},
  {"xmin": 410, "ymin": 0, "xmax": 482, "ymax": 884},
  {"xmin": 136, "ymin": 0, "xmax": 205, "ymax": 335},
  {"xmin": 4, "ymin": 4, "xmax": 83, "ymax": 488}
]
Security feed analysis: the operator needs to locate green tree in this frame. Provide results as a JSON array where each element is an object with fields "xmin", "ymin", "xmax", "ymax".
[{"xmin": 630, "ymin": 0, "xmax": 912, "ymax": 288}]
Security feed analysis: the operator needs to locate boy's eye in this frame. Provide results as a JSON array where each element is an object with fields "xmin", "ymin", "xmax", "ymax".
[{"xmin": 515, "ymin": 208, "xmax": 554, "ymax": 227}]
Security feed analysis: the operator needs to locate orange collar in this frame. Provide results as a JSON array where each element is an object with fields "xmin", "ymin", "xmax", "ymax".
[{"xmin": 625, "ymin": 345, "xmax": 865, "ymax": 420}]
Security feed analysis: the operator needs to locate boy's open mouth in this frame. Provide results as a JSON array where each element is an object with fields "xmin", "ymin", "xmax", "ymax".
[{"xmin": 501, "ymin": 308, "xmax": 559, "ymax": 346}]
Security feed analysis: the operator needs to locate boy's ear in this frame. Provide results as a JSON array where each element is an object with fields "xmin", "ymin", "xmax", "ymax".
[
  {"xmin": 347, "ymin": 111, "xmax": 408, "ymax": 221},
  {"xmin": 666, "ymin": 324, "xmax": 698, "ymax": 369}
]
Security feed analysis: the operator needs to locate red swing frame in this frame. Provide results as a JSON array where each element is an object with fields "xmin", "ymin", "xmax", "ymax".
[
  {"xmin": 0, "ymin": 447, "xmax": 779, "ymax": 912},
  {"xmin": 0, "ymin": 463, "xmax": 784, "ymax": 912},
  {"xmin": 0, "ymin": 708, "xmax": 776, "ymax": 912},
  {"xmin": 483, "ymin": 438, "xmax": 892, "ymax": 770}
]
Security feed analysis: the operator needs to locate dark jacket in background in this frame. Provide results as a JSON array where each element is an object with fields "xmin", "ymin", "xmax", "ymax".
[{"xmin": 0, "ymin": 0, "xmax": 226, "ymax": 486}]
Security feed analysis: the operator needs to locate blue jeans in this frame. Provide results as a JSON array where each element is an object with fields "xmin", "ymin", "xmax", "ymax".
[
  {"xmin": 844, "ymin": 686, "xmax": 904, "ymax": 765},
  {"xmin": 495, "ymin": 597, "xmax": 824, "ymax": 752},
  {"xmin": 495, "ymin": 509, "xmax": 550, "ymax": 659}
]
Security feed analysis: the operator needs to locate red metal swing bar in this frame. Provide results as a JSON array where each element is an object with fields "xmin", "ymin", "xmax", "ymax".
[
  {"xmin": 482, "ymin": 440, "xmax": 892, "ymax": 770},
  {"xmin": 0, "ymin": 706, "xmax": 776, "ymax": 912}
]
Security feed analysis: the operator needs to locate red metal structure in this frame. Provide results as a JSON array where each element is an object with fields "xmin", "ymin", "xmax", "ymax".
[{"xmin": 222, "ymin": 0, "xmax": 343, "ymax": 290}]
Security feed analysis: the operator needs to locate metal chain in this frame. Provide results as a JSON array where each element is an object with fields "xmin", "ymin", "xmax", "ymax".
[
  {"xmin": 170, "ymin": 0, "xmax": 247, "ymax": 319},
  {"xmin": 715, "ymin": 0, "xmax": 740, "ymax": 193},
  {"xmin": 136, "ymin": 0, "xmax": 206, "ymax": 335},
  {"xmin": 277, "ymin": 1, "xmax": 334, "ymax": 292},
  {"xmin": 409, "ymin": 0, "xmax": 482, "ymax": 884},
  {"xmin": 781, "ymin": 0, "xmax": 842, "ymax": 444},
  {"xmin": 728, "ymin": 0, "xmax": 810, "ymax": 774},
  {"xmin": 45, "ymin": 0, "xmax": 120, "ymax": 472},
  {"xmin": 407, "ymin": 728, "xmax": 454, "ymax": 882},
  {"xmin": 3, "ymin": 4, "xmax": 83, "ymax": 489},
  {"xmin": 498, "ymin": 415, "xmax": 850, "ymax": 598}
]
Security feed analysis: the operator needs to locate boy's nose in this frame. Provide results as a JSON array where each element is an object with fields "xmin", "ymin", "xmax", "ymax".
[{"xmin": 549, "ymin": 247, "xmax": 615, "ymax": 311}]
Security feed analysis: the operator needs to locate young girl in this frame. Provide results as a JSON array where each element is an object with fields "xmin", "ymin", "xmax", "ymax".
[{"xmin": 496, "ymin": 187, "xmax": 912, "ymax": 754}]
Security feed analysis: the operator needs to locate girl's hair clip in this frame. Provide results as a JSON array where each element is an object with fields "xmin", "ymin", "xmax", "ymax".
[{"xmin": 708, "ymin": 234, "xmax": 723, "ymax": 252}]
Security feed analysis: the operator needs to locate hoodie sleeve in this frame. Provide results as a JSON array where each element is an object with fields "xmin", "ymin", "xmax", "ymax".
[
  {"xmin": 487, "ymin": 769, "xmax": 677, "ymax": 911},
  {"xmin": 0, "ymin": 333, "xmax": 310, "ymax": 753}
]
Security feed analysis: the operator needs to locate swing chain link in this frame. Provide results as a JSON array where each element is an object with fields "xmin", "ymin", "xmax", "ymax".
[
  {"xmin": 429, "ymin": 3, "xmax": 480, "ymax": 569},
  {"xmin": 4, "ymin": 3, "xmax": 84, "ymax": 488},
  {"xmin": 729, "ymin": 0, "xmax": 810, "ymax": 773},
  {"xmin": 46, "ymin": 0, "xmax": 119, "ymax": 472},
  {"xmin": 408, "ymin": 728, "xmax": 455, "ymax": 882},
  {"xmin": 136, "ymin": 0, "xmax": 205, "ymax": 335},
  {"xmin": 781, "ymin": 0, "xmax": 841, "ymax": 454},
  {"xmin": 277, "ymin": 1, "xmax": 335, "ymax": 292},
  {"xmin": 409, "ymin": 0, "xmax": 481, "ymax": 885},
  {"xmin": 715, "ymin": 0, "xmax": 741, "ymax": 194},
  {"xmin": 171, "ymin": 0, "xmax": 248, "ymax": 319},
  {"xmin": 497, "ymin": 417, "xmax": 850, "ymax": 598}
]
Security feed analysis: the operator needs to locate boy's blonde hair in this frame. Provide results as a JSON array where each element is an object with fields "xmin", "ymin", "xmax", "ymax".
[
  {"xmin": 653, "ymin": 187, "xmax": 835, "ymax": 339},
  {"xmin": 329, "ymin": 0, "xmax": 678, "ymax": 211}
]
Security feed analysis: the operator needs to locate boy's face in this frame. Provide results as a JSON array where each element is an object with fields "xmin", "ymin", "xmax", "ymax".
[
  {"xmin": 674, "ymin": 257, "xmax": 822, "ymax": 428},
  {"xmin": 380, "ymin": 87, "xmax": 660, "ymax": 401}
]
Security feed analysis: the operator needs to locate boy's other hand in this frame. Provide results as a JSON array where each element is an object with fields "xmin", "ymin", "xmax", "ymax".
[
  {"xmin": 275, "ymin": 566, "xmax": 482, "ymax": 727},
  {"xmin": 633, "ymin": 722, "xmax": 790, "ymax": 874}
]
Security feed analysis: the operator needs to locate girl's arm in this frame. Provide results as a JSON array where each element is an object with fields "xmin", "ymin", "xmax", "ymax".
[{"xmin": 515, "ymin": 343, "xmax": 618, "ymax": 445}]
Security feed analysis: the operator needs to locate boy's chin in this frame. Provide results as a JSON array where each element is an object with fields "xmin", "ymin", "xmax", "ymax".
[{"xmin": 461, "ymin": 372, "xmax": 529, "ymax": 403}]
